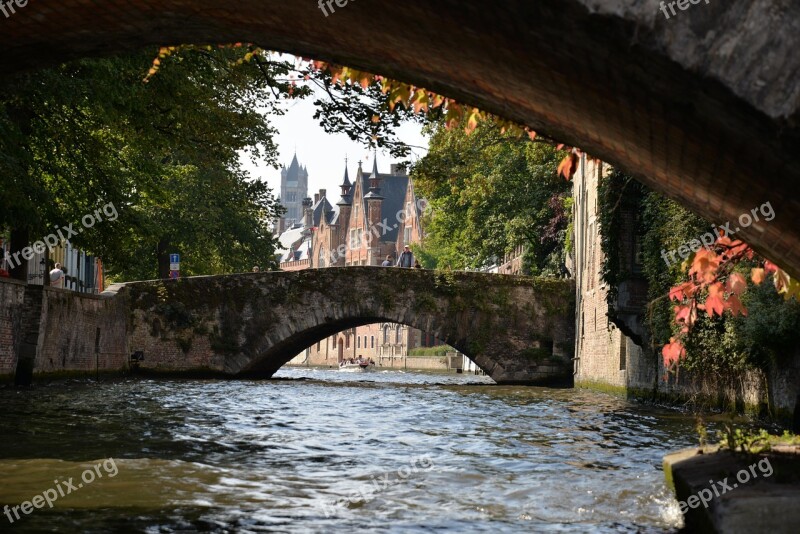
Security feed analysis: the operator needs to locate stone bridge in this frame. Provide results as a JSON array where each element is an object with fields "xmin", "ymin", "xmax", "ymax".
[
  {"xmin": 2, "ymin": 1, "xmax": 800, "ymax": 276},
  {"xmin": 108, "ymin": 268, "xmax": 574, "ymax": 384}
]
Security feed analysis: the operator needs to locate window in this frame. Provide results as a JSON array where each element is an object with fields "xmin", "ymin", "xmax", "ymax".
[
  {"xmin": 619, "ymin": 338, "xmax": 627, "ymax": 371},
  {"xmin": 364, "ymin": 336, "xmax": 367, "ymax": 348},
  {"xmin": 371, "ymin": 336, "xmax": 374, "ymax": 348},
  {"xmin": 404, "ymin": 227, "xmax": 412, "ymax": 244},
  {"xmin": 357, "ymin": 336, "xmax": 361, "ymax": 348},
  {"xmin": 383, "ymin": 326, "xmax": 390, "ymax": 344},
  {"xmin": 396, "ymin": 326, "xmax": 402, "ymax": 344}
]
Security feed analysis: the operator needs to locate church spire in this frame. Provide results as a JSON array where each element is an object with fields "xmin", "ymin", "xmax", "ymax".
[
  {"xmin": 337, "ymin": 158, "xmax": 353, "ymax": 206},
  {"xmin": 370, "ymin": 151, "xmax": 379, "ymax": 180}
]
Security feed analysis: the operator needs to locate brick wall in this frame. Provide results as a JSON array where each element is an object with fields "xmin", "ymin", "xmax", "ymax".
[
  {"xmin": 35, "ymin": 287, "xmax": 129, "ymax": 376},
  {"xmin": 1, "ymin": 278, "xmax": 128, "ymax": 381},
  {"xmin": 0, "ymin": 278, "xmax": 26, "ymax": 377}
]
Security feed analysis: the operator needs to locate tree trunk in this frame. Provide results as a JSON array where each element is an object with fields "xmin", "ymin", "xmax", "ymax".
[
  {"xmin": 9, "ymin": 227, "xmax": 29, "ymax": 282},
  {"xmin": 156, "ymin": 237, "xmax": 171, "ymax": 279}
]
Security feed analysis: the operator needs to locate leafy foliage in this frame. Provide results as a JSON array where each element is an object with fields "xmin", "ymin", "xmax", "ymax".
[
  {"xmin": 596, "ymin": 169, "xmax": 647, "ymax": 303},
  {"xmin": 1, "ymin": 46, "xmax": 303, "ymax": 280},
  {"xmin": 410, "ymin": 118, "xmax": 571, "ymax": 274}
]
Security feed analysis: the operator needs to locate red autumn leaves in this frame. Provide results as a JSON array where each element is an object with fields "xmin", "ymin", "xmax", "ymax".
[{"xmin": 663, "ymin": 235, "xmax": 798, "ymax": 371}]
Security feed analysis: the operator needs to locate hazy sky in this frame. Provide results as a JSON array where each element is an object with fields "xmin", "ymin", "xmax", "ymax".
[{"xmin": 240, "ymin": 86, "xmax": 429, "ymax": 204}]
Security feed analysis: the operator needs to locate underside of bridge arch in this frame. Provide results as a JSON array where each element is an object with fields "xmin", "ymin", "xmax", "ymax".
[{"xmin": 3, "ymin": 1, "xmax": 800, "ymax": 275}]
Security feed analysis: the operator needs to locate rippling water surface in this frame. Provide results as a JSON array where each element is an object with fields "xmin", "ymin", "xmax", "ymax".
[{"xmin": 0, "ymin": 368, "xmax": 697, "ymax": 532}]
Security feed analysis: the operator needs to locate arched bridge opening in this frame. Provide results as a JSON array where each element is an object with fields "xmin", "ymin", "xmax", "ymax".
[{"xmin": 251, "ymin": 318, "xmax": 483, "ymax": 377}]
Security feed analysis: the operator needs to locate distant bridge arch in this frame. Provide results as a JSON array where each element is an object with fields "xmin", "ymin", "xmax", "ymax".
[{"xmin": 111, "ymin": 267, "xmax": 575, "ymax": 385}]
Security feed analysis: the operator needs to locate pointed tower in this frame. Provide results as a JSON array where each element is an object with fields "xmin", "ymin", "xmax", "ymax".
[
  {"xmin": 363, "ymin": 157, "xmax": 384, "ymax": 265},
  {"xmin": 279, "ymin": 152, "xmax": 310, "ymax": 226},
  {"xmin": 336, "ymin": 160, "xmax": 353, "ymax": 262}
]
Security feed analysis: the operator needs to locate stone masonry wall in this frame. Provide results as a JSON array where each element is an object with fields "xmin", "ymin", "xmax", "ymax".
[
  {"xmin": 0, "ymin": 278, "xmax": 26, "ymax": 378},
  {"xmin": 34, "ymin": 287, "xmax": 129, "ymax": 376},
  {"xmin": 115, "ymin": 269, "xmax": 575, "ymax": 385},
  {"xmin": 0, "ymin": 278, "xmax": 129, "ymax": 382}
]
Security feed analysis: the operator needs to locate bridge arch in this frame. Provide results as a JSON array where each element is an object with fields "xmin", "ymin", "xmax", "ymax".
[
  {"xmin": 113, "ymin": 268, "xmax": 575, "ymax": 384},
  {"xmin": 3, "ymin": 1, "xmax": 800, "ymax": 275}
]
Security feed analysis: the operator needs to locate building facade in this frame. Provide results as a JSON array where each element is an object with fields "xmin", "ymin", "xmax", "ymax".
[
  {"xmin": 572, "ymin": 155, "xmax": 799, "ymax": 418},
  {"xmin": 572, "ymin": 155, "xmax": 654, "ymax": 392},
  {"xmin": 283, "ymin": 157, "xmax": 441, "ymax": 368},
  {"xmin": 0, "ymin": 238, "xmax": 104, "ymax": 293}
]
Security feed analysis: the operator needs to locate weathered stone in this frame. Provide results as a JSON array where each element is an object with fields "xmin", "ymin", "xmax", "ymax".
[
  {"xmin": 110, "ymin": 267, "xmax": 575, "ymax": 384},
  {"xmin": 664, "ymin": 447, "xmax": 800, "ymax": 533},
  {"xmin": 0, "ymin": 277, "xmax": 130, "ymax": 384}
]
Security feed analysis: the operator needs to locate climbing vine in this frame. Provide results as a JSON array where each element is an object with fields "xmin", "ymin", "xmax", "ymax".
[
  {"xmin": 597, "ymin": 169, "xmax": 645, "ymax": 304},
  {"xmin": 598, "ymin": 170, "xmax": 800, "ymax": 378}
]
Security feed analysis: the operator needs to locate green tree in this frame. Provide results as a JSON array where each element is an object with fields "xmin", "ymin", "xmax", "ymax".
[
  {"xmin": 410, "ymin": 119, "xmax": 571, "ymax": 274},
  {"xmin": 0, "ymin": 47, "xmax": 304, "ymax": 281}
]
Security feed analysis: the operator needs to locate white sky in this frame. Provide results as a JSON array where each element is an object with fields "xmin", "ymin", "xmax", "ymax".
[{"xmin": 240, "ymin": 86, "xmax": 429, "ymax": 203}]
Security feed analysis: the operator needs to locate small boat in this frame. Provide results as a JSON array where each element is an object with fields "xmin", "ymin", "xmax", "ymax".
[{"xmin": 339, "ymin": 358, "xmax": 375, "ymax": 372}]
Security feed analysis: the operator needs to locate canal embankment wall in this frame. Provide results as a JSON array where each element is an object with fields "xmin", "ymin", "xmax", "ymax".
[{"xmin": 0, "ymin": 277, "xmax": 129, "ymax": 381}]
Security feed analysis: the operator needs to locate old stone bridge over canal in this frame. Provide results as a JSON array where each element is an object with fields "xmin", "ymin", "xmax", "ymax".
[{"xmin": 0, "ymin": 268, "xmax": 575, "ymax": 385}]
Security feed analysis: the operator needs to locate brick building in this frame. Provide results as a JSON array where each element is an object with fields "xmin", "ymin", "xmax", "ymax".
[
  {"xmin": 572, "ymin": 155, "xmax": 655, "ymax": 392},
  {"xmin": 283, "ymin": 157, "xmax": 440, "ymax": 368},
  {"xmin": 572, "ymin": 155, "xmax": 800, "ymax": 417}
]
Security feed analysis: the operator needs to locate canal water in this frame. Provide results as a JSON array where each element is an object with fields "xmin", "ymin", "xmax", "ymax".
[{"xmin": 0, "ymin": 369, "xmax": 697, "ymax": 532}]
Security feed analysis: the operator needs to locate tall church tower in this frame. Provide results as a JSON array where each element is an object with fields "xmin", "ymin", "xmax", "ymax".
[{"xmin": 279, "ymin": 153, "xmax": 309, "ymax": 227}]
